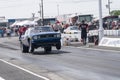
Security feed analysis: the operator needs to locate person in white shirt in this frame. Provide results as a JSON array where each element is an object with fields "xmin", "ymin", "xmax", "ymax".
[{"xmin": 6, "ymin": 27, "xmax": 11, "ymax": 37}]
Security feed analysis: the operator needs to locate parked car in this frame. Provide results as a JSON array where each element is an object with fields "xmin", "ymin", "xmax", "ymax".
[
  {"xmin": 63, "ymin": 26, "xmax": 81, "ymax": 34},
  {"xmin": 20, "ymin": 26, "xmax": 61, "ymax": 53}
]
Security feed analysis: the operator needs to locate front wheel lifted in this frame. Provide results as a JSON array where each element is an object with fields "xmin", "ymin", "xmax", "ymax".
[
  {"xmin": 20, "ymin": 42, "xmax": 29, "ymax": 53},
  {"xmin": 56, "ymin": 42, "xmax": 61, "ymax": 50}
]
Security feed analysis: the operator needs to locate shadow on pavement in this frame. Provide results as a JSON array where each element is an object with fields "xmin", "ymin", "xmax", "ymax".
[{"xmin": 32, "ymin": 50, "xmax": 71, "ymax": 55}]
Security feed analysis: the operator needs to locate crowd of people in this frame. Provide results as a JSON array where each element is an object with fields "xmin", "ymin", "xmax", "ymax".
[
  {"xmin": 0, "ymin": 25, "xmax": 29, "ymax": 38},
  {"xmin": 103, "ymin": 20, "xmax": 120, "ymax": 30},
  {"xmin": 48, "ymin": 19, "xmax": 120, "ymax": 45},
  {"xmin": 0, "ymin": 27, "xmax": 14, "ymax": 37}
]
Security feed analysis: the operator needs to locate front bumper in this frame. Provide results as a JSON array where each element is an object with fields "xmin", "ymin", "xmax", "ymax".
[{"xmin": 31, "ymin": 38, "xmax": 61, "ymax": 48}]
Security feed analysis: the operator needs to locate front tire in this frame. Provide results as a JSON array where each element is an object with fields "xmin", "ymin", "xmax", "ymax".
[
  {"xmin": 56, "ymin": 42, "xmax": 61, "ymax": 50},
  {"xmin": 20, "ymin": 42, "xmax": 29, "ymax": 53}
]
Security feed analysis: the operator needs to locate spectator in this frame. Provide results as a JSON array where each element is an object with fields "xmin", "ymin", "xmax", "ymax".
[
  {"xmin": 19, "ymin": 26, "xmax": 28, "ymax": 40},
  {"xmin": 117, "ymin": 19, "xmax": 120, "ymax": 29},
  {"xmin": 79, "ymin": 20, "xmax": 88, "ymax": 45},
  {"xmin": 18, "ymin": 26, "xmax": 23, "ymax": 40},
  {"xmin": 112, "ymin": 21, "xmax": 117, "ymax": 29},
  {"xmin": 61, "ymin": 23, "xmax": 65, "ymax": 33},
  {"xmin": 6, "ymin": 27, "xmax": 11, "ymax": 37},
  {"xmin": 103, "ymin": 22, "xmax": 108, "ymax": 30},
  {"xmin": 53, "ymin": 23, "xmax": 59, "ymax": 32},
  {"xmin": 13, "ymin": 26, "xmax": 18, "ymax": 36}
]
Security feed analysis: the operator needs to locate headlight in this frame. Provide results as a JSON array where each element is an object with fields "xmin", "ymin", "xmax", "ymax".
[
  {"xmin": 57, "ymin": 34, "xmax": 61, "ymax": 37},
  {"xmin": 33, "ymin": 36, "xmax": 37, "ymax": 40}
]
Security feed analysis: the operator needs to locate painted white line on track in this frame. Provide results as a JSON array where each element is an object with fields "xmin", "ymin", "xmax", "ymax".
[
  {"xmin": 66, "ymin": 46, "xmax": 120, "ymax": 53},
  {"xmin": 0, "ymin": 77, "xmax": 5, "ymax": 80},
  {"xmin": 0, "ymin": 59, "xmax": 50, "ymax": 80}
]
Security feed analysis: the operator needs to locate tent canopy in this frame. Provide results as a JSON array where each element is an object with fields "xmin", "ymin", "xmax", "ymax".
[{"xmin": 10, "ymin": 20, "xmax": 38, "ymax": 27}]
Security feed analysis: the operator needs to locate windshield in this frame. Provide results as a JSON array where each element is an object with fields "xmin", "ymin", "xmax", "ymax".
[
  {"xmin": 34, "ymin": 26, "xmax": 53, "ymax": 32},
  {"xmin": 30, "ymin": 26, "xmax": 54, "ymax": 34}
]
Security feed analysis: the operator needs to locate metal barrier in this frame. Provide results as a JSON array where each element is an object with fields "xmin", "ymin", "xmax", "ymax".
[
  {"xmin": 61, "ymin": 30, "xmax": 120, "ymax": 45},
  {"xmin": 89, "ymin": 30, "xmax": 120, "ymax": 36}
]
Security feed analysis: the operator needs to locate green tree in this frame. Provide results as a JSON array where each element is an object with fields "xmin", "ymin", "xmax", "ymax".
[{"xmin": 110, "ymin": 10, "xmax": 120, "ymax": 16}]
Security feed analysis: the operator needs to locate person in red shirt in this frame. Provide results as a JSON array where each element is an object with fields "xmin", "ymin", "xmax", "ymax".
[
  {"xmin": 18, "ymin": 26, "xmax": 23, "ymax": 40},
  {"xmin": 18, "ymin": 26, "xmax": 28, "ymax": 40},
  {"xmin": 19, "ymin": 26, "xmax": 28, "ymax": 34},
  {"xmin": 22, "ymin": 26, "xmax": 27, "ymax": 34}
]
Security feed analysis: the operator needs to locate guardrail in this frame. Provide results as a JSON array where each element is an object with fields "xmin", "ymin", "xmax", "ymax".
[{"xmin": 89, "ymin": 30, "xmax": 120, "ymax": 36}]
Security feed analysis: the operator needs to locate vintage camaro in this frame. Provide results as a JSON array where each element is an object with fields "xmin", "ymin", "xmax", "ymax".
[{"xmin": 20, "ymin": 26, "xmax": 61, "ymax": 53}]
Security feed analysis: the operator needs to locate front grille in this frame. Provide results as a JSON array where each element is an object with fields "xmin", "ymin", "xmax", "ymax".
[
  {"xmin": 40, "ymin": 35, "xmax": 46, "ymax": 38},
  {"xmin": 40, "ymin": 34, "xmax": 55, "ymax": 38}
]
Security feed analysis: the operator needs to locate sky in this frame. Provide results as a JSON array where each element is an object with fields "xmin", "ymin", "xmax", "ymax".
[{"xmin": 0, "ymin": 0, "xmax": 119, "ymax": 19}]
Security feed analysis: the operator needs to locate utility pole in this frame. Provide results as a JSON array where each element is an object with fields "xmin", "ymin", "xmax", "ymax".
[
  {"xmin": 57, "ymin": 4, "xmax": 59, "ymax": 16},
  {"xmin": 38, "ymin": 3, "xmax": 42, "ymax": 26},
  {"xmin": 41, "ymin": 0, "xmax": 44, "ymax": 26},
  {"xmin": 108, "ymin": 0, "xmax": 111, "ymax": 15},
  {"xmin": 99, "ymin": 0, "xmax": 104, "ymax": 42},
  {"xmin": 106, "ymin": 0, "xmax": 111, "ymax": 15},
  {"xmin": 39, "ymin": 3, "xmax": 41, "ymax": 17},
  {"xmin": 32, "ymin": 13, "xmax": 35, "ymax": 20}
]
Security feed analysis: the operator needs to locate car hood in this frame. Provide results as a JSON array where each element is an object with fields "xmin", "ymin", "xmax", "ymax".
[{"xmin": 30, "ymin": 32, "xmax": 60, "ymax": 36}]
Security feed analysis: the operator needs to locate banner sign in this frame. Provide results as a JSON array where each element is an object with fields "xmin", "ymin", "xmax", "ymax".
[{"xmin": 99, "ymin": 37, "xmax": 120, "ymax": 47}]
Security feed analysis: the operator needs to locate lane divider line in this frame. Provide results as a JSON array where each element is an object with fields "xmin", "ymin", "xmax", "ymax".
[
  {"xmin": 0, "ymin": 59, "xmax": 50, "ymax": 80},
  {"xmin": 0, "ymin": 77, "xmax": 5, "ymax": 80}
]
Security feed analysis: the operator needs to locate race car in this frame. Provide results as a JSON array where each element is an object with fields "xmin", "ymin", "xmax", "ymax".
[{"xmin": 20, "ymin": 26, "xmax": 61, "ymax": 53}]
